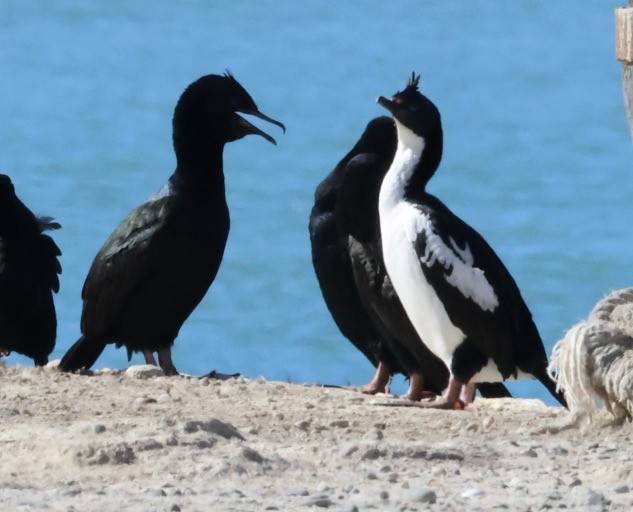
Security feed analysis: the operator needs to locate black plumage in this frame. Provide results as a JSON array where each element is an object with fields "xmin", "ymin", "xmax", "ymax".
[
  {"xmin": 309, "ymin": 118, "xmax": 404, "ymax": 393},
  {"xmin": 0, "ymin": 174, "xmax": 61, "ymax": 365},
  {"xmin": 59, "ymin": 72, "xmax": 284, "ymax": 374},
  {"xmin": 336, "ymin": 118, "xmax": 511, "ymax": 401},
  {"xmin": 376, "ymin": 74, "xmax": 565, "ymax": 408}
]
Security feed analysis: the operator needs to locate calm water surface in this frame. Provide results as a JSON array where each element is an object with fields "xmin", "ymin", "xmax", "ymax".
[{"xmin": 1, "ymin": 2, "xmax": 631, "ymax": 403}]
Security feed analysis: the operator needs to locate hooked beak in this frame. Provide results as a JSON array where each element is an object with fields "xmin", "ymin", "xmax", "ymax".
[
  {"xmin": 376, "ymin": 96, "xmax": 397, "ymax": 115},
  {"xmin": 230, "ymin": 108, "xmax": 286, "ymax": 145}
]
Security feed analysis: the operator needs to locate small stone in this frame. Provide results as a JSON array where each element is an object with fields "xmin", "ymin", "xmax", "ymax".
[
  {"xmin": 242, "ymin": 446, "xmax": 266, "ymax": 464},
  {"xmin": 170, "ymin": 506, "xmax": 181, "ymax": 512},
  {"xmin": 569, "ymin": 478, "xmax": 582, "ymax": 487},
  {"xmin": 379, "ymin": 490, "xmax": 389, "ymax": 500},
  {"xmin": 285, "ymin": 488, "xmax": 309, "ymax": 497},
  {"xmin": 343, "ymin": 445, "xmax": 358, "ymax": 457},
  {"xmin": 365, "ymin": 471, "xmax": 378, "ymax": 480},
  {"xmin": 522, "ymin": 448, "xmax": 538, "ymax": 458},
  {"xmin": 294, "ymin": 420, "xmax": 311, "ymax": 431},
  {"xmin": 586, "ymin": 490, "xmax": 605, "ymax": 506},
  {"xmin": 330, "ymin": 420, "xmax": 349, "ymax": 428},
  {"xmin": 364, "ymin": 428, "xmax": 383, "ymax": 441},
  {"xmin": 388, "ymin": 473, "xmax": 398, "ymax": 483},
  {"xmin": 62, "ymin": 486, "xmax": 82, "ymax": 497},
  {"xmin": 138, "ymin": 439, "xmax": 163, "ymax": 451},
  {"xmin": 183, "ymin": 419, "xmax": 244, "ymax": 440},
  {"xmin": 551, "ymin": 446, "xmax": 568, "ymax": 455},
  {"xmin": 316, "ymin": 482, "xmax": 331, "ymax": 493},
  {"xmin": 408, "ymin": 487, "xmax": 436, "ymax": 504},
  {"xmin": 94, "ymin": 424, "xmax": 106, "ymax": 434},
  {"xmin": 157, "ymin": 394, "xmax": 171, "ymax": 403},
  {"xmin": 361, "ymin": 448, "xmax": 383, "ymax": 460},
  {"xmin": 125, "ymin": 365, "xmax": 164, "ymax": 379},
  {"xmin": 461, "ymin": 488, "xmax": 485, "ymax": 498},
  {"xmin": 305, "ymin": 497, "xmax": 333, "ymax": 508},
  {"xmin": 482, "ymin": 416, "xmax": 494, "ymax": 429},
  {"xmin": 615, "ymin": 484, "xmax": 630, "ymax": 494},
  {"xmin": 165, "ymin": 435, "xmax": 178, "ymax": 446},
  {"xmin": 150, "ymin": 489, "xmax": 166, "ymax": 497}
]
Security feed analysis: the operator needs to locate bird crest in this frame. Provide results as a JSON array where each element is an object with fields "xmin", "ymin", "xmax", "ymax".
[{"xmin": 404, "ymin": 72, "xmax": 420, "ymax": 93}]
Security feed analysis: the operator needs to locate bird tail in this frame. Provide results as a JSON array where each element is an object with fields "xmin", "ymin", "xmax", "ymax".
[
  {"xmin": 476, "ymin": 382, "xmax": 512, "ymax": 398},
  {"xmin": 59, "ymin": 336, "xmax": 106, "ymax": 373}
]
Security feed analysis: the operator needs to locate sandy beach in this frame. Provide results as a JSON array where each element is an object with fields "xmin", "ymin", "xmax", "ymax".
[{"xmin": 0, "ymin": 363, "xmax": 631, "ymax": 512}]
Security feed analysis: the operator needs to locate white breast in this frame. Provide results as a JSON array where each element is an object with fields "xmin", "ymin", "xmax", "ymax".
[
  {"xmin": 379, "ymin": 202, "xmax": 466, "ymax": 368},
  {"xmin": 378, "ymin": 121, "xmax": 532, "ymax": 383}
]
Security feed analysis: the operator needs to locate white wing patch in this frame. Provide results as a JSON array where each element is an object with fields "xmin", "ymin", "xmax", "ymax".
[{"xmin": 406, "ymin": 212, "xmax": 499, "ymax": 312}]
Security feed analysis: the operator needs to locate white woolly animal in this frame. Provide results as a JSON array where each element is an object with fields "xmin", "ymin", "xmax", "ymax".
[{"xmin": 548, "ymin": 287, "xmax": 633, "ymax": 424}]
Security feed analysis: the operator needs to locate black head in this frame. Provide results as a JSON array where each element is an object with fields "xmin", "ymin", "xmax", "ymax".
[
  {"xmin": 376, "ymin": 73, "xmax": 441, "ymax": 139},
  {"xmin": 0, "ymin": 174, "xmax": 15, "ymax": 197},
  {"xmin": 172, "ymin": 71, "xmax": 285, "ymax": 159},
  {"xmin": 357, "ymin": 116, "xmax": 397, "ymax": 161}
]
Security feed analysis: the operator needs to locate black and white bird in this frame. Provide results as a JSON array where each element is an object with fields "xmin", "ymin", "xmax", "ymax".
[
  {"xmin": 336, "ymin": 117, "xmax": 511, "ymax": 402},
  {"xmin": 309, "ymin": 117, "xmax": 405, "ymax": 394},
  {"xmin": 59, "ymin": 72, "xmax": 284, "ymax": 375},
  {"xmin": 376, "ymin": 73, "xmax": 565, "ymax": 408},
  {"xmin": 0, "ymin": 174, "xmax": 61, "ymax": 366}
]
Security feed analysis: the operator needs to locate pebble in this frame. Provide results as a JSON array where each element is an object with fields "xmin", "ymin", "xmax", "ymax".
[
  {"xmin": 522, "ymin": 448, "xmax": 538, "ymax": 458},
  {"xmin": 170, "ymin": 506, "xmax": 181, "ymax": 512},
  {"xmin": 137, "ymin": 439, "xmax": 163, "ymax": 451},
  {"xmin": 343, "ymin": 445, "xmax": 358, "ymax": 457},
  {"xmin": 295, "ymin": 420, "xmax": 311, "ymax": 431},
  {"xmin": 286, "ymin": 488, "xmax": 310, "ymax": 497},
  {"xmin": 330, "ymin": 420, "xmax": 349, "ymax": 428},
  {"xmin": 242, "ymin": 446, "xmax": 266, "ymax": 464},
  {"xmin": 408, "ymin": 487, "xmax": 436, "ymax": 504},
  {"xmin": 184, "ymin": 419, "xmax": 245, "ymax": 440},
  {"xmin": 586, "ymin": 490, "xmax": 605, "ymax": 506},
  {"xmin": 482, "ymin": 416, "xmax": 494, "ymax": 429},
  {"xmin": 305, "ymin": 497, "xmax": 333, "ymax": 508},
  {"xmin": 361, "ymin": 448, "xmax": 383, "ymax": 460},
  {"xmin": 379, "ymin": 490, "xmax": 389, "ymax": 500},
  {"xmin": 364, "ymin": 428, "xmax": 384, "ymax": 441},
  {"xmin": 317, "ymin": 482, "xmax": 331, "ymax": 493},
  {"xmin": 461, "ymin": 488, "xmax": 485, "ymax": 499},
  {"xmin": 615, "ymin": 485, "xmax": 630, "ymax": 494},
  {"xmin": 569, "ymin": 478, "xmax": 582, "ymax": 488},
  {"xmin": 94, "ymin": 424, "xmax": 106, "ymax": 434},
  {"xmin": 124, "ymin": 365, "xmax": 164, "ymax": 379},
  {"xmin": 149, "ymin": 489, "xmax": 166, "ymax": 497}
]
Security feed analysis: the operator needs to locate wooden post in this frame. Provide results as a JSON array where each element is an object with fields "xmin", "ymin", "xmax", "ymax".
[{"xmin": 616, "ymin": 1, "xmax": 633, "ymax": 140}]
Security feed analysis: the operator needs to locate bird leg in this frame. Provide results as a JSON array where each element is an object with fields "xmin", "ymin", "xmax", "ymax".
[
  {"xmin": 359, "ymin": 362, "xmax": 391, "ymax": 395},
  {"xmin": 380, "ymin": 376, "xmax": 467, "ymax": 410},
  {"xmin": 158, "ymin": 348, "xmax": 179, "ymax": 376},
  {"xmin": 142, "ymin": 350, "xmax": 157, "ymax": 366},
  {"xmin": 402, "ymin": 372, "xmax": 436, "ymax": 402}
]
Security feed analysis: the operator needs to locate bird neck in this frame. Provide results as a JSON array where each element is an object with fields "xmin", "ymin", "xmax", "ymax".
[
  {"xmin": 379, "ymin": 120, "xmax": 442, "ymax": 210},
  {"xmin": 173, "ymin": 139, "xmax": 227, "ymax": 193}
]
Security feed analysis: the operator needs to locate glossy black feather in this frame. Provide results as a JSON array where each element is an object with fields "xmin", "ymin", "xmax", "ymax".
[
  {"xmin": 0, "ymin": 175, "xmax": 61, "ymax": 365},
  {"xmin": 411, "ymin": 196, "xmax": 561, "ymax": 399},
  {"xmin": 337, "ymin": 128, "xmax": 510, "ymax": 398},
  {"xmin": 60, "ymin": 73, "xmax": 283, "ymax": 372},
  {"xmin": 309, "ymin": 124, "xmax": 388, "ymax": 369}
]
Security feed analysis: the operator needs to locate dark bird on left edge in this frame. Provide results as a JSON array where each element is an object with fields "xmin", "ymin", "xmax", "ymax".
[
  {"xmin": 59, "ymin": 72, "xmax": 284, "ymax": 375},
  {"xmin": 0, "ymin": 174, "xmax": 61, "ymax": 366}
]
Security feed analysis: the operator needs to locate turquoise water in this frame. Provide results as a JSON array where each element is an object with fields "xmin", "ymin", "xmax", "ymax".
[{"xmin": 1, "ymin": 2, "xmax": 631, "ymax": 404}]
